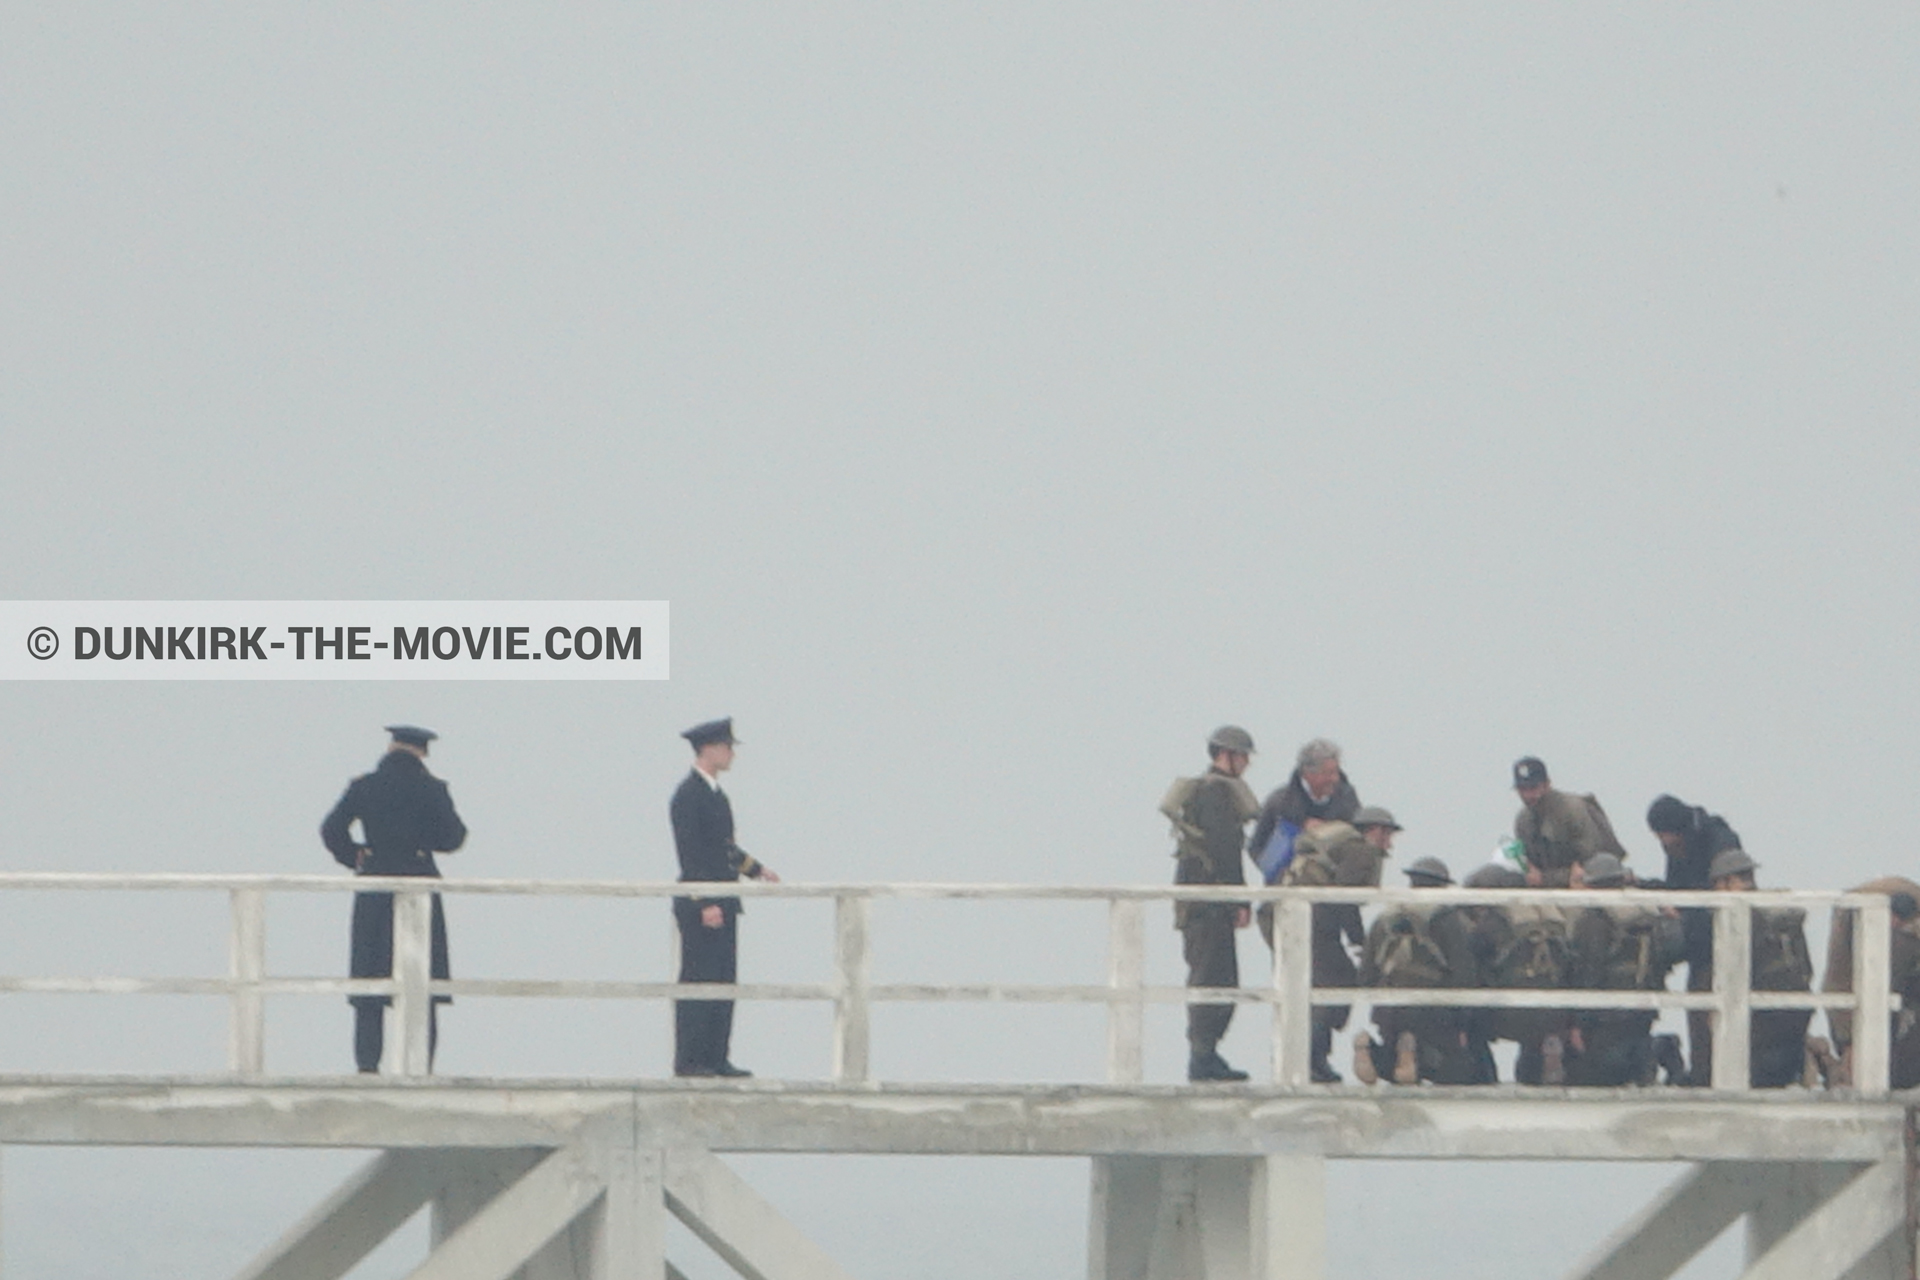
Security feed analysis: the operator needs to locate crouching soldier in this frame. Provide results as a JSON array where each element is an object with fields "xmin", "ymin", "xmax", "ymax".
[
  {"xmin": 1279, "ymin": 805, "xmax": 1396, "ymax": 1082},
  {"xmin": 1821, "ymin": 877, "xmax": 1920, "ymax": 1089},
  {"xmin": 1569, "ymin": 854, "xmax": 1684, "ymax": 1086},
  {"xmin": 1354, "ymin": 856, "xmax": 1481, "ymax": 1085},
  {"xmin": 1466, "ymin": 862, "xmax": 1575, "ymax": 1085},
  {"xmin": 1706, "ymin": 849, "xmax": 1815, "ymax": 1088}
]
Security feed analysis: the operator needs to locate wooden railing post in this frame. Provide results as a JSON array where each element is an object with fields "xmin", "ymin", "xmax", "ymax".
[
  {"xmin": 393, "ymin": 888, "xmax": 434, "ymax": 1077},
  {"xmin": 1105, "ymin": 899, "xmax": 1146, "ymax": 1084},
  {"xmin": 1853, "ymin": 897, "xmax": 1892, "ymax": 1095},
  {"xmin": 227, "ymin": 887, "xmax": 266, "ymax": 1076},
  {"xmin": 1274, "ymin": 893, "xmax": 1313, "ymax": 1087},
  {"xmin": 832, "ymin": 893, "xmax": 871, "ymax": 1084},
  {"xmin": 1709, "ymin": 896, "xmax": 1752, "ymax": 1091}
]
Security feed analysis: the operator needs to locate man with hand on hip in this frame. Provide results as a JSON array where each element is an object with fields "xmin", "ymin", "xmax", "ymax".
[{"xmin": 671, "ymin": 717, "xmax": 779, "ymax": 1078}]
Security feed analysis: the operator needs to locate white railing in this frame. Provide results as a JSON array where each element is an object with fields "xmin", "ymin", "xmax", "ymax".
[{"xmin": 0, "ymin": 876, "xmax": 1894, "ymax": 1095}]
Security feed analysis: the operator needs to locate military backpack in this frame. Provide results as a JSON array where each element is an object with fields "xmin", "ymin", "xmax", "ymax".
[
  {"xmin": 1751, "ymin": 907, "xmax": 1813, "ymax": 992},
  {"xmin": 1281, "ymin": 821, "xmax": 1365, "ymax": 889},
  {"xmin": 1597, "ymin": 907, "xmax": 1670, "ymax": 990},
  {"xmin": 1491, "ymin": 903, "xmax": 1571, "ymax": 989},
  {"xmin": 1369, "ymin": 907, "xmax": 1454, "ymax": 988},
  {"xmin": 1580, "ymin": 793, "xmax": 1631, "ymax": 860},
  {"xmin": 1159, "ymin": 775, "xmax": 1205, "ymax": 857}
]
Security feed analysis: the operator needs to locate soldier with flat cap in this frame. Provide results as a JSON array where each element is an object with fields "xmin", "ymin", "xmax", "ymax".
[
  {"xmin": 1511, "ymin": 757, "xmax": 1629, "ymax": 888},
  {"xmin": 321, "ymin": 725, "xmax": 467, "ymax": 1074},
  {"xmin": 671, "ymin": 717, "xmax": 779, "ymax": 1078}
]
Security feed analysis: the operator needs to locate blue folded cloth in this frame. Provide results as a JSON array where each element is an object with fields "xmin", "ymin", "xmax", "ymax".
[{"xmin": 1255, "ymin": 821, "xmax": 1300, "ymax": 884}]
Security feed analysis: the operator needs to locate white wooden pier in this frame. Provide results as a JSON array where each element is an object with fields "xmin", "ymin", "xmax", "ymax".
[{"xmin": 0, "ymin": 875, "xmax": 1906, "ymax": 1280}]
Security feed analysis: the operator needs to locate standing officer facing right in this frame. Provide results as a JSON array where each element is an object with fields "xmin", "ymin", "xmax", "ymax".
[
  {"xmin": 671, "ymin": 717, "xmax": 779, "ymax": 1078},
  {"xmin": 321, "ymin": 725, "xmax": 467, "ymax": 1074}
]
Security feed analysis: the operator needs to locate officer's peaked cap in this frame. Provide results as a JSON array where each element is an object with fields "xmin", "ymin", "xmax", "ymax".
[
  {"xmin": 682, "ymin": 717, "xmax": 739, "ymax": 749},
  {"xmin": 385, "ymin": 725, "xmax": 437, "ymax": 748}
]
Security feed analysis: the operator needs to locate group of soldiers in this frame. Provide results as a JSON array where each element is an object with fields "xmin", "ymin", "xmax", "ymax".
[
  {"xmin": 1165, "ymin": 727, "xmax": 1919, "ymax": 1090},
  {"xmin": 316, "ymin": 716, "xmax": 1917, "ymax": 1088}
]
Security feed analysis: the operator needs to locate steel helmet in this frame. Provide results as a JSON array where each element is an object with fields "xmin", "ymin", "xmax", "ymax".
[{"xmin": 1207, "ymin": 725, "xmax": 1255, "ymax": 755}]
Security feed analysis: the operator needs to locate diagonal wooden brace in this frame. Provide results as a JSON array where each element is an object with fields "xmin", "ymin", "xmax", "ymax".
[
  {"xmin": 664, "ymin": 1149, "xmax": 856, "ymax": 1280},
  {"xmin": 406, "ymin": 1144, "xmax": 608, "ymax": 1280},
  {"xmin": 232, "ymin": 1149, "xmax": 470, "ymax": 1280}
]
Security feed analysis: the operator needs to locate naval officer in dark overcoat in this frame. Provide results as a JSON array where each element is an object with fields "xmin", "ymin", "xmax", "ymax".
[
  {"xmin": 671, "ymin": 717, "xmax": 778, "ymax": 1077},
  {"xmin": 321, "ymin": 725, "xmax": 467, "ymax": 1073}
]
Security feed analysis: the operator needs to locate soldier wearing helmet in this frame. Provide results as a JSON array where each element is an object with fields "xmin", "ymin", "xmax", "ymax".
[
  {"xmin": 1461, "ymin": 861, "xmax": 1565, "ymax": 1085},
  {"xmin": 1707, "ymin": 849, "xmax": 1816, "ymax": 1088},
  {"xmin": 1354, "ymin": 856, "xmax": 1482, "ymax": 1086},
  {"xmin": 1278, "ymin": 804, "xmax": 1398, "ymax": 1083},
  {"xmin": 1567, "ymin": 854, "xmax": 1684, "ymax": 1086},
  {"xmin": 1821, "ymin": 876, "xmax": 1920, "ymax": 1089},
  {"xmin": 1161, "ymin": 725, "xmax": 1261, "ymax": 1082}
]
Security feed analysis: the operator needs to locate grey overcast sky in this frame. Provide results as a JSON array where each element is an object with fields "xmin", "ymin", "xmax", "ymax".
[{"xmin": 2, "ymin": 5, "xmax": 1916, "ymax": 1277}]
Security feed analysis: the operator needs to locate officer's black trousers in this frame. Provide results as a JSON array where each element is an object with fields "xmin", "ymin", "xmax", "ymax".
[
  {"xmin": 675, "ymin": 913, "xmax": 739, "ymax": 1073},
  {"xmin": 1182, "ymin": 906, "xmax": 1239, "ymax": 1054},
  {"xmin": 348, "ymin": 889, "xmax": 449, "ymax": 1074},
  {"xmin": 354, "ymin": 1002, "xmax": 438, "ymax": 1074},
  {"xmin": 1685, "ymin": 957, "xmax": 1713, "ymax": 1085}
]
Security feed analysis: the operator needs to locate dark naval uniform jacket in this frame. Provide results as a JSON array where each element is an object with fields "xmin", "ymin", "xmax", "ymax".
[
  {"xmin": 670, "ymin": 767, "xmax": 763, "ymax": 927},
  {"xmin": 321, "ymin": 749, "xmax": 467, "ymax": 1007}
]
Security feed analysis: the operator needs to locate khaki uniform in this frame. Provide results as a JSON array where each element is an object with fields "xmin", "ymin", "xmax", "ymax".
[
  {"xmin": 1569, "ymin": 903, "xmax": 1683, "ymax": 1085},
  {"xmin": 1821, "ymin": 876, "xmax": 1920, "ymax": 1086},
  {"xmin": 1472, "ymin": 899, "xmax": 1574, "ymax": 1083},
  {"xmin": 1165, "ymin": 769, "xmax": 1259, "ymax": 1055},
  {"xmin": 1273, "ymin": 821, "xmax": 1385, "ymax": 1077},
  {"xmin": 1747, "ymin": 905, "xmax": 1814, "ymax": 1088},
  {"xmin": 1515, "ymin": 789, "xmax": 1623, "ymax": 888},
  {"xmin": 1360, "ymin": 902, "xmax": 1482, "ymax": 1083}
]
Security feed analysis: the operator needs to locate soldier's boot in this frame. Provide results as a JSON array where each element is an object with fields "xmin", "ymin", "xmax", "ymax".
[
  {"xmin": 1352, "ymin": 1033, "xmax": 1379, "ymax": 1085},
  {"xmin": 1309, "ymin": 1018, "xmax": 1342, "ymax": 1084},
  {"xmin": 1393, "ymin": 1031, "xmax": 1419, "ymax": 1085},
  {"xmin": 1189, "ymin": 1051, "xmax": 1250, "ymax": 1084},
  {"xmin": 1541, "ymin": 1034, "xmax": 1566, "ymax": 1087},
  {"xmin": 1651, "ymin": 1034, "xmax": 1687, "ymax": 1087}
]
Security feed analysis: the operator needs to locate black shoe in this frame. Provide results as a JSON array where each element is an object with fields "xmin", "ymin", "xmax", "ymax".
[
  {"xmin": 713, "ymin": 1061, "xmax": 753, "ymax": 1078},
  {"xmin": 1310, "ymin": 1060, "xmax": 1343, "ymax": 1085},
  {"xmin": 675, "ymin": 1063, "xmax": 716, "ymax": 1078},
  {"xmin": 1188, "ymin": 1052, "xmax": 1250, "ymax": 1083}
]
